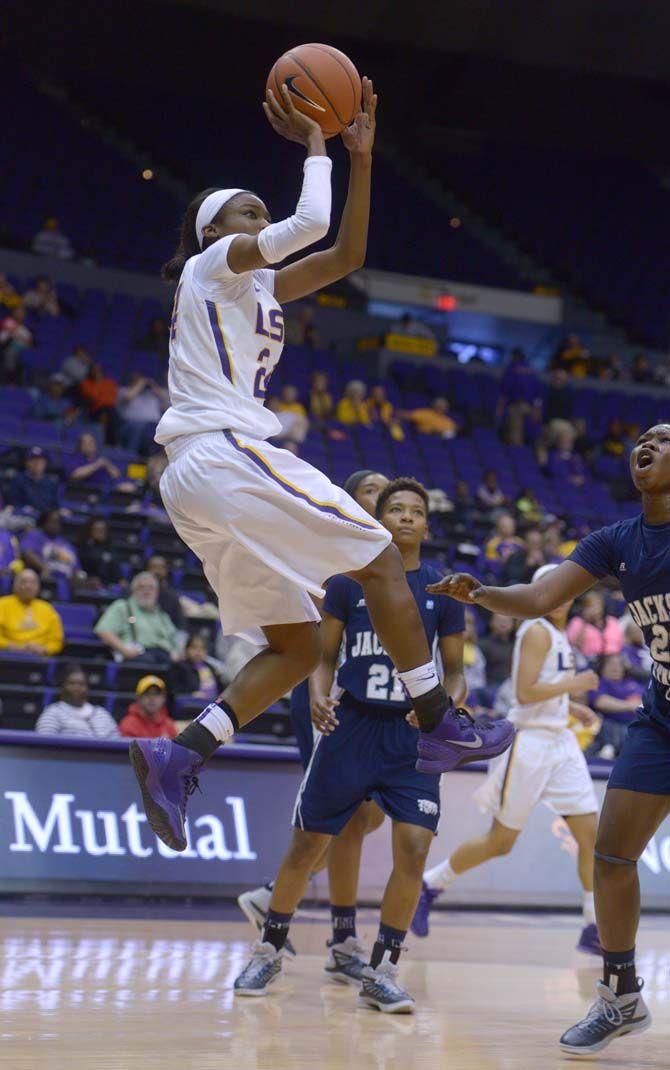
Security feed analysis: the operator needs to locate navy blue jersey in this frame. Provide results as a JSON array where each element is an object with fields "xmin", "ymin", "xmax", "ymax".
[
  {"xmin": 570, "ymin": 515, "xmax": 670, "ymax": 729},
  {"xmin": 323, "ymin": 562, "xmax": 465, "ymax": 710}
]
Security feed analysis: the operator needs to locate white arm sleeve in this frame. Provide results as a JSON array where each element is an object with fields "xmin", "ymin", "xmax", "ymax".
[{"xmin": 257, "ymin": 155, "xmax": 332, "ymax": 265}]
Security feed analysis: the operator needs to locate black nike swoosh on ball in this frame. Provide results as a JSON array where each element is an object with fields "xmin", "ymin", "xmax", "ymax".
[{"xmin": 284, "ymin": 75, "xmax": 327, "ymax": 113}]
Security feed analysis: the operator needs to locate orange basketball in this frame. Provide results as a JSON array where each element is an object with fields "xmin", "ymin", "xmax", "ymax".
[{"xmin": 267, "ymin": 43, "xmax": 362, "ymax": 139}]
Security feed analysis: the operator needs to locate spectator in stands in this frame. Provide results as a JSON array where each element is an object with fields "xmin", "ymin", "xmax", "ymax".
[
  {"xmin": 390, "ymin": 311, "xmax": 437, "ymax": 342},
  {"xmin": 31, "ymin": 218, "xmax": 74, "ymax": 261},
  {"xmin": 0, "ymin": 568, "xmax": 63, "ymax": 655},
  {"xmin": 463, "ymin": 609, "xmax": 486, "ymax": 695},
  {"xmin": 65, "ymin": 431, "xmax": 133, "ymax": 491},
  {"xmin": 366, "ymin": 384, "xmax": 404, "ymax": 441},
  {"xmin": 543, "ymin": 527, "xmax": 564, "ymax": 563},
  {"xmin": 621, "ymin": 616, "xmax": 652, "ymax": 682},
  {"xmin": 602, "ymin": 418, "xmax": 627, "ymax": 457},
  {"xmin": 146, "ymin": 555, "xmax": 186, "ymax": 631},
  {"xmin": 79, "ymin": 362, "xmax": 120, "ymax": 441},
  {"xmin": 544, "ymin": 368, "xmax": 573, "ymax": 423},
  {"xmin": 137, "ymin": 316, "xmax": 169, "ymax": 355},
  {"xmin": 79, "ymin": 518, "xmax": 123, "ymax": 588},
  {"xmin": 308, "ymin": 370, "xmax": 333, "ymax": 424},
  {"xmin": 515, "ymin": 487, "xmax": 544, "ymax": 527},
  {"xmin": 7, "ymin": 447, "xmax": 59, "ymax": 516},
  {"xmin": 117, "ymin": 374, "xmax": 168, "ymax": 453},
  {"xmin": 285, "ymin": 303, "xmax": 322, "ymax": 348},
  {"xmin": 567, "ymin": 590, "xmax": 625, "ymax": 660},
  {"xmin": 95, "ymin": 570, "xmax": 179, "ymax": 666},
  {"xmin": 36, "ymin": 664, "xmax": 118, "ymax": 739},
  {"xmin": 60, "ymin": 344, "xmax": 93, "ymax": 389},
  {"xmin": 485, "ymin": 513, "xmax": 524, "ymax": 562},
  {"xmin": 399, "ymin": 396, "xmax": 457, "ymax": 438},
  {"xmin": 547, "ymin": 426, "xmax": 587, "ymax": 487},
  {"xmin": 587, "ymin": 653, "xmax": 645, "ymax": 759},
  {"xmin": 477, "ymin": 469, "xmax": 508, "ymax": 512},
  {"xmin": 0, "ymin": 273, "xmax": 22, "ymax": 313},
  {"xmin": 0, "ymin": 306, "xmax": 33, "ymax": 384},
  {"xmin": 500, "ymin": 527, "xmax": 546, "ymax": 585},
  {"xmin": 0, "ymin": 529, "xmax": 19, "ymax": 574},
  {"xmin": 480, "ymin": 614, "xmax": 515, "ymax": 688},
  {"xmin": 20, "ymin": 509, "xmax": 81, "ymax": 582},
  {"xmin": 631, "ymin": 352, "xmax": 654, "ymax": 384},
  {"xmin": 268, "ymin": 395, "xmax": 309, "ymax": 450},
  {"xmin": 32, "ymin": 373, "xmax": 79, "ymax": 424},
  {"xmin": 451, "ymin": 480, "xmax": 474, "ymax": 527},
  {"xmin": 551, "ymin": 333, "xmax": 590, "ymax": 378},
  {"xmin": 523, "ymin": 397, "xmax": 545, "ymax": 448},
  {"xmin": 335, "ymin": 379, "xmax": 370, "ymax": 425},
  {"xmin": 170, "ymin": 633, "xmax": 225, "ymax": 700},
  {"xmin": 118, "ymin": 675, "xmax": 177, "ymax": 740},
  {"xmin": 22, "ymin": 275, "xmax": 61, "ymax": 317}
]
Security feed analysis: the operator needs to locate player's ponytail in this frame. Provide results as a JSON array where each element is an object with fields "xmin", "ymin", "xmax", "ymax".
[{"xmin": 161, "ymin": 187, "xmax": 221, "ymax": 282}]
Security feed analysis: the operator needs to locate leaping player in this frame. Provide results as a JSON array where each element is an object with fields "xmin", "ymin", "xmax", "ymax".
[
  {"xmin": 129, "ymin": 78, "xmax": 513, "ymax": 852},
  {"xmin": 411, "ymin": 563, "xmax": 602, "ymax": 955}
]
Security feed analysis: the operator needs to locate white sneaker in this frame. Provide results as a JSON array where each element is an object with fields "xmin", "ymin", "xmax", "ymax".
[
  {"xmin": 357, "ymin": 957, "xmax": 415, "ymax": 1014},
  {"xmin": 233, "ymin": 940, "xmax": 283, "ymax": 997},
  {"xmin": 323, "ymin": 936, "xmax": 367, "ymax": 986},
  {"xmin": 559, "ymin": 980, "xmax": 651, "ymax": 1055}
]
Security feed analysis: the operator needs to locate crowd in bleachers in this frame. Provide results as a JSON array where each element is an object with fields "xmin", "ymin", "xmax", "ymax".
[{"xmin": 0, "ymin": 265, "xmax": 660, "ymax": 753}]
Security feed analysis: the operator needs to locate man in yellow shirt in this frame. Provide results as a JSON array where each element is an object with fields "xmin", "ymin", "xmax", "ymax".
[
  {"xmin": 0, "ymin": 568, "xmax": 64, "ymax": 655},
  {"xmin": 398, "ymin": 397, "xmax": 457, "ymax": 438}
]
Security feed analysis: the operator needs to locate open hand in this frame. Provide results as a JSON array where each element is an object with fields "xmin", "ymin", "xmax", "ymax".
[
  {"xmin": 341, "ymin": 76, "xmax": 377, "ymax": 155},
  {"xmin": 426, "ymin": 572, "xmax": 483, "ymax": 602},
  {"xmin": 263, "ymin": 85, "xmax": 325, "ymax": 147},
  {"xmin": 311, "ymin": 695, "xmax": 340, "ymax": 734}
]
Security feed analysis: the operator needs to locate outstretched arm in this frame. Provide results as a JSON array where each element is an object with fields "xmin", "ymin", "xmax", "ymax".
[
  {"xmin": 274, "ymin": 77, "xmax": 377, "ymax": 304},
  {"xmin": 426, "ymin": 560, "xmax": 597, "ymax": 619}
]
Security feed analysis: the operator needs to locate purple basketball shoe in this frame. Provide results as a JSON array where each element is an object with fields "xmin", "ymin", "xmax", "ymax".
[
  {"xmin": 129, "ymin": 738, "xmax": 203, "ymax": 851},
  {"xmin": 576, "ymin": 923, "xmax": 602, "ymax": 956},
  {"xmin": 416, "ymin": 709, "xmax": 514, "ymax": 774},
  {"xmin": 410, "ymin": 881, "xmax": 441, "ymax": 938}
]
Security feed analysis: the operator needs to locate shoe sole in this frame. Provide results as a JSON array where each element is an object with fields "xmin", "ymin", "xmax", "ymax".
[
  {"xmin": 129, "ymin": 740, "xmax": 186, "ymax": 852},
  {"xmin": 234, "ymin": 975, "xmax": 282, "ymax": 998},
  {"xmin": 416, "ymin": 730, "xmax": 515, "ymax": 774},
  {"xmin": 324, "ymin": 967, "xmax": 363, "ymax": 987},
  {"xmin": 357, "ymin": 995, "xmax": 415, "ymax": 1014},
  {"xmin": 559, "ymin": 1015, "xmax": 652, "ymax": 1055}
]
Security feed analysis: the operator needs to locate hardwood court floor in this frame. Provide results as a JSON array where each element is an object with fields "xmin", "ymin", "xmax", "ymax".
[{"xmin": 2, "ymin": 908, "xmax": 669, "ymax": 1070}]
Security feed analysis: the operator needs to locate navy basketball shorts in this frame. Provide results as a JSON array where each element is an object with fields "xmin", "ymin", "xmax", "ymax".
[
  {"xmin": 608, "ymin": 713, "xmax": 670, "ymax": 795},
  {"xmin": 293, "ymin": 694, "xmax": 441, "ymax": 835},
  {"xmin": 290, "ymin": 679, "xmax": 315, "ymax": 770}
]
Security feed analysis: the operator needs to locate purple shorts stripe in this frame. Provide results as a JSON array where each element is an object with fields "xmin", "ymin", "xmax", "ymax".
[
  {"xmin": 205, "ymin": 300, "xmax": 234, "ymax": 382},
  {"xmin": 223, "ymin": 431, "xmax": 381, "ymax": 532}
]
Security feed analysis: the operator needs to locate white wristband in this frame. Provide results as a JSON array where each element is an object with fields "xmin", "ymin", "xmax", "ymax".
[{"xmin": 257, "ymin": 156, "xmax": 332, "ymax": 265}]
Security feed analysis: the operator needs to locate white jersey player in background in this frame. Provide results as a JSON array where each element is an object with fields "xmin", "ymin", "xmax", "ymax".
[
  {"xmin": 129, "ymin": 79, "xmax": 513, "ymax": 855},
  {"xmin": 411, "ymin": 564, "xmax": 603, "ymax": 954}
]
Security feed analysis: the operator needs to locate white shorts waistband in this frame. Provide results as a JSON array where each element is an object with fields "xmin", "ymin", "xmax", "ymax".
[{"xmin": 164, "ymin": 430, "xmax": 229, "ymax": 463}]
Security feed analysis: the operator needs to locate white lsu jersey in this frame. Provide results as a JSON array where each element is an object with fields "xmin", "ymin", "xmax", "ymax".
[
  {"xmin": 155, "ymin": 234, "xmax": 285, "ymax": 446},
  {"xmin": 508, "ymin": 617, "xmax": 575, "ymax": 730}
]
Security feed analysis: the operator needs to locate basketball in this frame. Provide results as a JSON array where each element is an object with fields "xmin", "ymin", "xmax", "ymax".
[{"xmin": 267, "ymin": 43, "xmax": 362, "ymax": 139}]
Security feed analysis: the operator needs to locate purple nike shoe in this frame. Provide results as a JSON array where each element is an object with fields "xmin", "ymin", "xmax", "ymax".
[
  {"xmin": 129, "ymin": 738, "xmax": 203, "ymax": 851},
  {"xmin": 576, "ymin": 923, "xmax": 602, "ymax": 956},
  {"xmin": 410, "ymin": 881, "xmax": 441, "ymax": 938},
  {"xmin": 416, "ymin": 709, "xmax": 515, "ymax": 774}
]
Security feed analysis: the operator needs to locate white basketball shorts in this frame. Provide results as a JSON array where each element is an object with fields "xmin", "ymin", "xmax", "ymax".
[
  {"xmin": 474, "ymin": 727, "xmax": 598, "ymax": 831},
  {"xmin": 160, "ymin": 430, "xmax": 391, "ymax": 641}
]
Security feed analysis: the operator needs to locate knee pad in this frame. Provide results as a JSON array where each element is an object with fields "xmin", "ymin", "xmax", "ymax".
[{"xmin": 594, "ymin": 849, "xmax": 637, "ymax": 866}]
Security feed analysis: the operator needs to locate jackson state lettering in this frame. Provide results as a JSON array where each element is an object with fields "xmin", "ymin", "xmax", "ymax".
[{"xmin": 350, "ymin": 630, "xmax": 385, "ymax": 657}]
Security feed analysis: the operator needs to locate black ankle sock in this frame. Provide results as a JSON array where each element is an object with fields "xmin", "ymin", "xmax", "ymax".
[
  {"xmin": 174, "ymin": 721, "xmax": 219, "ymax": 761},
  {"xmin": 330, "ymin": 904, "xmax": 356, "ymax": 944},
  {"xmin": 175, "ymin": 702, "xmax": 240, "ymax": 760},
  {"xmin": 412, "ymin": 683, "xmax": 449, "ymax": 733},
  {"xmin": 370, "ymin": 923, "xmax": 406, "ymax": 969},
  {"xmin": 262, "ymin": 909, "xmax": 293, "ymax": 952},
  {"xmin": 603, "ymin": 948, "xmax": 638, "ymax": 995}
]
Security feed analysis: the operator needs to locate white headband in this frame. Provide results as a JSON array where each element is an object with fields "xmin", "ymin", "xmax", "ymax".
[{"xmin": 195, "ymin": 188, "xmax": 246, "ymax": 249}]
